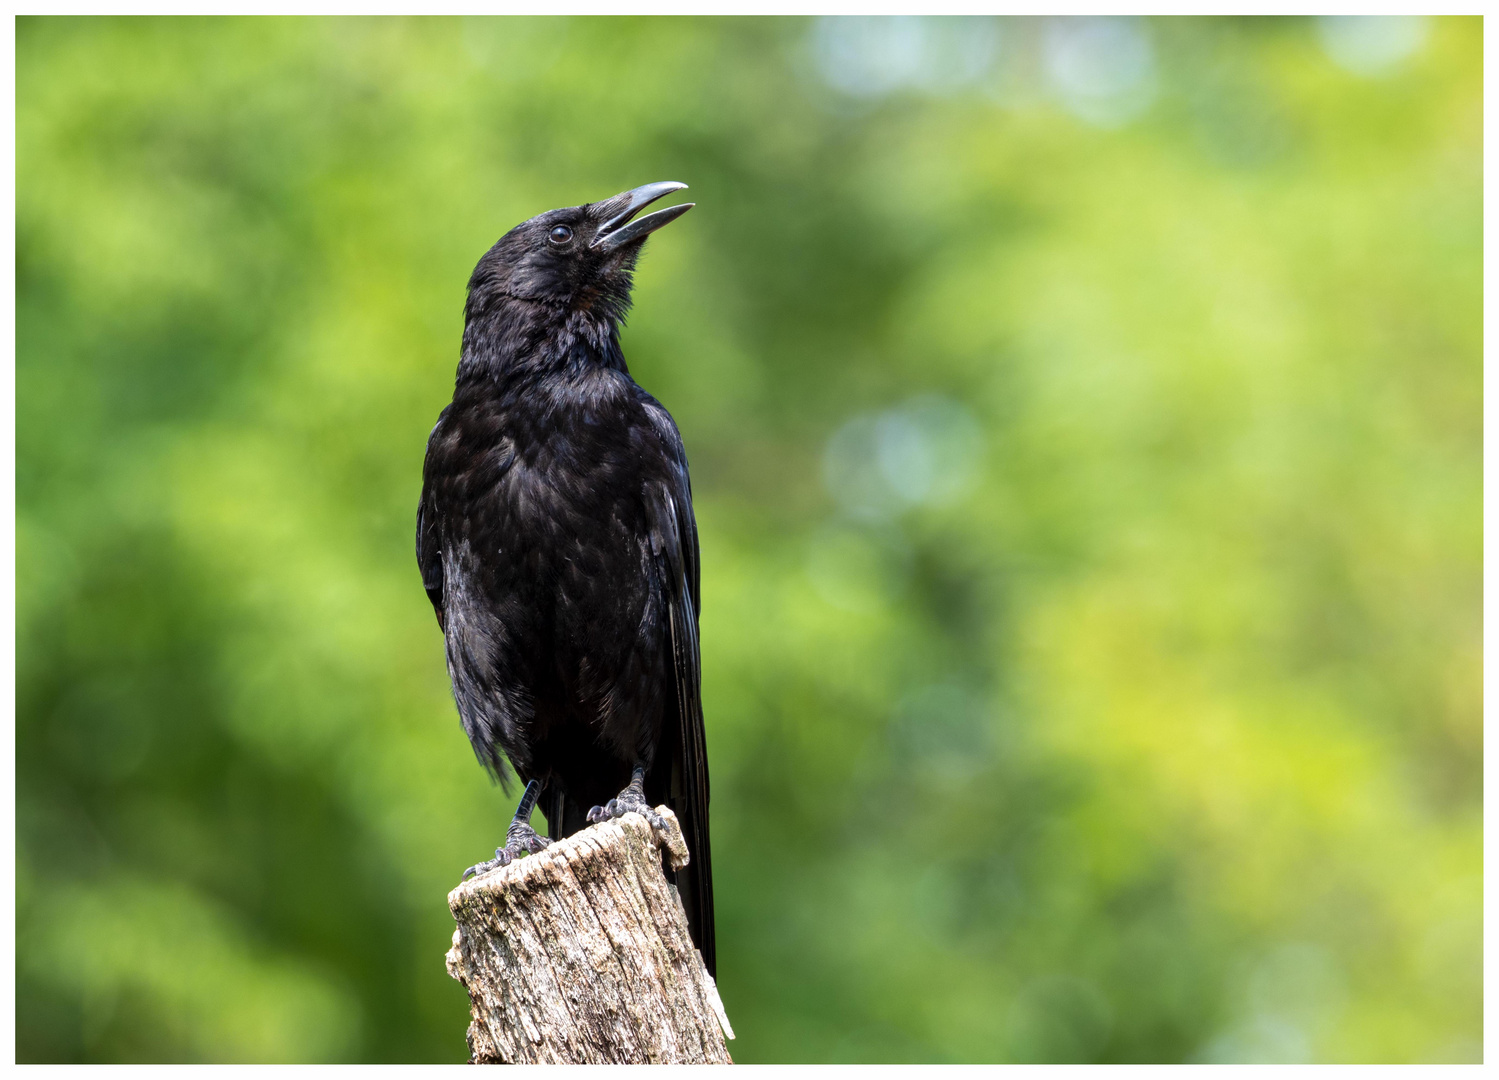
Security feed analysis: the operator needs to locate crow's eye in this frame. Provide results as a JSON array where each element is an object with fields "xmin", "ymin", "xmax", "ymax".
[{"xmin": 548, "ymin": 225, "xmax": 573, "ymax": 246}]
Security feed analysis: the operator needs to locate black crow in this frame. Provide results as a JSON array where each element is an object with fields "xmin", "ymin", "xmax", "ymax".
[{"xmin": 417, "ymin": 182, "xmax": 713, "ymax": 974}]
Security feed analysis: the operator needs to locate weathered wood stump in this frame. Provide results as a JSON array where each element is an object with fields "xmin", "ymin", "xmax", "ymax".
[{"xmin": 445, "ymin": 806, "xmax": 734, "ymax": 1064}]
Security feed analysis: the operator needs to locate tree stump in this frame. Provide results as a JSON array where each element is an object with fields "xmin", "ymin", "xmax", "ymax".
[{"xmin": 445, "ymin": 806, "xmax": 734, "ymax": 1064}]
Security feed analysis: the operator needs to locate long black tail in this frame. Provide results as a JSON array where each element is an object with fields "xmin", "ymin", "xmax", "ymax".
[
  {"xmin": 665, "ymin": 588, "xmax": 714, "ymax": 978},
  {"xmin": 666, "ymin": 752, "xmax": 714, "ymax": 978}
]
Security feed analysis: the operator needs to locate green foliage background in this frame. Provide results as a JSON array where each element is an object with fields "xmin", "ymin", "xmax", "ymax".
[{"xmin": 17, "ymin": 16, "xmax": 1481, "ymax": 1063}]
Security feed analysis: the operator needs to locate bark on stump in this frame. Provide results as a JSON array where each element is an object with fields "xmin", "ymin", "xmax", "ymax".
[{"xmin": 445, "ymin": 806, "xmax": 734, "ymax": 1064}]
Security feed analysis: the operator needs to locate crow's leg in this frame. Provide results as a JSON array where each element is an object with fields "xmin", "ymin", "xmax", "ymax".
[
  {"xmin": 586, "ymin": 764, "xmax": 668, "ymax": 831},
  {"xmin": 462, "ymin": 778, "xmax": 552, "ymax": 880}
]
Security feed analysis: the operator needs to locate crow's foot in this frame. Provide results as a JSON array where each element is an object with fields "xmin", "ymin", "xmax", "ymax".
[
  {"xmin": 461, "ymin": 822, "xmax": 551, "ymax": 880},
  {"xmin": 587, "ymin": 765, "xmax": 667, "ymax": 832},
  {"xmin": 462, "ymin": 780, "xmax": 551, "ymax": 881}
]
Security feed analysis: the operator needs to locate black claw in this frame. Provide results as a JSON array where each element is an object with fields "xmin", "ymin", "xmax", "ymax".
[
  {"xmin": 585, "ymin": 765, "xmax": 666, "ymax": 833},
  {"xmin": 583, "ymin": 782, "xmax": 668, "ymax": 835}
]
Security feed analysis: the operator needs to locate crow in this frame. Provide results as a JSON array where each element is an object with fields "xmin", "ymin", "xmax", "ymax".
[{"xmin": 417, "ymin": 182, "xmax": 713, "ymax": 974}]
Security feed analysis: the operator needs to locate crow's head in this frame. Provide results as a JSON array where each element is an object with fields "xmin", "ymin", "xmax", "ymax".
[{"xmin": 467, "ymin": 182, "xmax": 693, "ymax": 327}]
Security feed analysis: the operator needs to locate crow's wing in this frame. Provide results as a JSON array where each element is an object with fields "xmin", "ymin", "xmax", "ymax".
[
  {"xmin": 416, "ymin": 412, "xmax": 448, "ymax": 630},
  {"xmin": 643, "ymin": 401, "xmax": 714, "ymax": 977}
]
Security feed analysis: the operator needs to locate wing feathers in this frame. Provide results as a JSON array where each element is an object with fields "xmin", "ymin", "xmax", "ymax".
[{"xmin": 650, "ymin": 477, "xmax": 714, "ymax": 976}]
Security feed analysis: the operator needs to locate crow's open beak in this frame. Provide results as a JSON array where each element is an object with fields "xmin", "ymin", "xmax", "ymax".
[{"xmin": 592, "ymin": 181, "xmax": 694, "ymax": 252}]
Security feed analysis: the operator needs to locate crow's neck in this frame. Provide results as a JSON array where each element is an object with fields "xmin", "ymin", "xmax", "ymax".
[{"xmin": 456, "ymin": 298, "xmax": 628, "ymax": 387}]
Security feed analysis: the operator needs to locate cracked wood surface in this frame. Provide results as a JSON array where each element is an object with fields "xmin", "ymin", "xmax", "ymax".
[{"xmin": 445, "ymin": 807, "xmax": 733, "ymax": 1064}]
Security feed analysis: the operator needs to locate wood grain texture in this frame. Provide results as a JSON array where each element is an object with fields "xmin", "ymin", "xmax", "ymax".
[{"xmin": 445, "ymin": 807, "xmax": 733, "ymax": 1064}]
